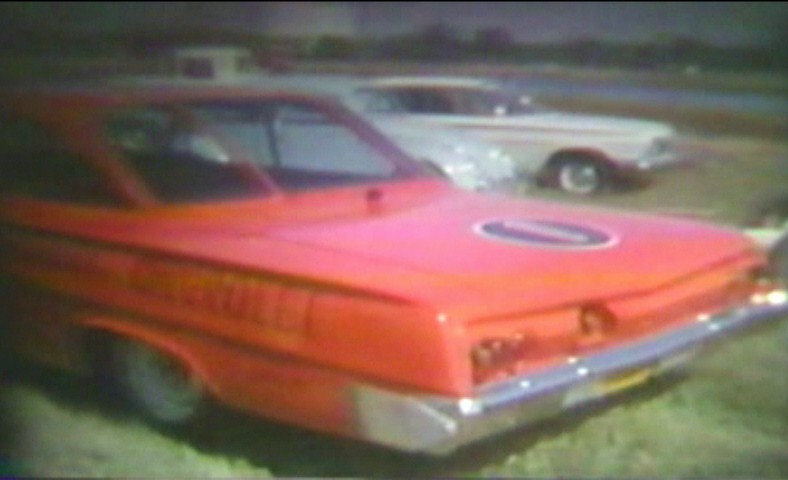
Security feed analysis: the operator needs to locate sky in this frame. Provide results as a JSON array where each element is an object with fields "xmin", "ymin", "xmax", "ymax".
[
  {"xmin": 3, "ymin": 1, "xmax": 786, "ymax": 46},
  {"xmin": 354, "ymin": 2, "xmax": 787, "ymax": 46}
]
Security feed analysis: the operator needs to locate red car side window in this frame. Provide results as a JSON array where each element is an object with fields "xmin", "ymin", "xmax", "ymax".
[
  {"xmin": 0, "ymin": 115, "xmax": 121, "ymax": 206},
  {"xmin": 103, "ymin": 100, "xmax": 421, "ymax": 202}
]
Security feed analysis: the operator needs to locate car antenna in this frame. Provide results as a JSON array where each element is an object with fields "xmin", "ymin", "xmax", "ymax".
[{"xmin": 366, "ymin": 187, "xmax": 383, "ymax": 213}]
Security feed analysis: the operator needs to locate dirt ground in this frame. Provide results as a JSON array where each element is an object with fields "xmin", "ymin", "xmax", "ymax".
[{"xmin": 1, "ymin": 101, "xmax": 787, "ymax": 477}]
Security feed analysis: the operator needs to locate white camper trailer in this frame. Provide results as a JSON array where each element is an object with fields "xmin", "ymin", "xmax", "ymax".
[{"xmin": 171, "ymin": 47, "xmax": 256, "ymax": 80}]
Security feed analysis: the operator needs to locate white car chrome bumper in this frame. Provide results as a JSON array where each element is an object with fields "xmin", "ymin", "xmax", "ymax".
[{"xmin": 634, "ymin": 151, "xmax": 683, "ymax": 171}]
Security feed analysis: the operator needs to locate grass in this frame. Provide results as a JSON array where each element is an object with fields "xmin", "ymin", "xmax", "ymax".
[
  {"xmin": 540, "ymin": 97, "xmax": 787, "ymax": 139},
  {"xmin": 1, "ymin": 375, "xmax": 272, "ymax": 478}
]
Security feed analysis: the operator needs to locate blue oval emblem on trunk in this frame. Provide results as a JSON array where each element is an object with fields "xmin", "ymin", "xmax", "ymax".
[{"xmin": 475, "ymin": 219, "xmax": 618, "ymax": 250}]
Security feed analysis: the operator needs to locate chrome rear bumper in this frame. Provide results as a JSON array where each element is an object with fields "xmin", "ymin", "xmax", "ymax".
[{"xmin": 352, "ymin": 289, "xmax": 788, "ymax": 454}]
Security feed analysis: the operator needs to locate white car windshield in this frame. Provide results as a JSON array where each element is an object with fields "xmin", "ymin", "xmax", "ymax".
[
  {"xmin": 361, "ymin": 85, "xmax": 544, "ymax": 117},
  {"xmin": 103, "ymin": 99, "xmax": 429, "ymax": 203},
  {"xmin": 352, "ymin": 88, "xmax": 409, "ymax": 114},
  {"xmin": 454, "ymin": 87, "xmax": 543, "ymax": 116}
]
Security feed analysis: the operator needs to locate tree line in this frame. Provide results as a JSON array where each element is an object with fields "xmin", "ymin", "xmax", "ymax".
[{"xmin": 1, "ymin": 25, "xmax": 785, "ymax": 73}]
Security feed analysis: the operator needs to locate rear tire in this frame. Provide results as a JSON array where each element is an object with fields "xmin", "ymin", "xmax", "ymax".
[{"xmin": 113, "ymin": 339, "xmax": 204, "ymax": 424}]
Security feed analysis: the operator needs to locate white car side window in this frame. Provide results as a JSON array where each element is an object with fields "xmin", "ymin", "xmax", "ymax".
[{"xmin": 396, "ymin": 89, "xmax": 455, "ymax": 114}]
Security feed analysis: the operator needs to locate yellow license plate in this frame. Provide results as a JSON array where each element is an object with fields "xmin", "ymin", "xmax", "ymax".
[{"xmin": 599, "ymin": 367, "xmax": 653, "ymax": 395}]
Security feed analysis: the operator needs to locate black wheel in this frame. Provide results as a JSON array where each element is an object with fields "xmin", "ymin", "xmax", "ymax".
[
  {"xmin": 745, "ymin": 194, "xmax": 788, "ymax": 282},
  {"xmin": 113, "ymin": 339, "xmax": 204, "ymax": 424},
  {"xmin": 553, "ymin": 156, "xmax": 608, "ymax": 195},
  {"xmin": 769, "ymin": 234, "xmax": 788, "ymax": 283},
  {"xmin": 746, "ymin": 195, "xmax": 788, "ymax": 229}
]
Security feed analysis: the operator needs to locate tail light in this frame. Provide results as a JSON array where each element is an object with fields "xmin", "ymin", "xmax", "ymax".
[
  {"xmin": 470, "ymin": 333, "xmax": 535, "ymax": 383},
  {"xmin": 469, "ymin": 305, "xmax": 618, "ymax": 384},
  {"xmin": 470, "ymin": 304, "xmax": 624, "ymax": 384},
  {"xmin": 580, "ymin": 305, "xmax": 616, "ymax": 338}
]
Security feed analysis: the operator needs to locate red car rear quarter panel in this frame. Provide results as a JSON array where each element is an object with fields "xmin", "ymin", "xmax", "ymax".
[{"xmin": 1, "ymin": 193, "xmax": 469, "ymax": 396}]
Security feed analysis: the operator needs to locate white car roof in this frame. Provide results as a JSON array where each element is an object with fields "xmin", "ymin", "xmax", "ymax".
[{"xmin": 365, "ymin": 76, "xmax": 497, "ymax": 89}]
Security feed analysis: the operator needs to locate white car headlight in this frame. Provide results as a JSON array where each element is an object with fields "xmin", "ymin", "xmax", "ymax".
[{"xmin": 645, "ymin": 137, "xmax": 673, "ymax": 156}]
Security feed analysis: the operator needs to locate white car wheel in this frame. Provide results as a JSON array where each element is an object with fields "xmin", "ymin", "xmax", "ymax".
[
  {"xmin": 114, "ymin": 340, "xmax": 204, "ymax": 424},
  {"xmin": 557, "ymin": 159, "xmax": 604, "ymax": 195}
]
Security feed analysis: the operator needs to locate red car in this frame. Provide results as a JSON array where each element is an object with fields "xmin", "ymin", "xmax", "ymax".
[{"xmin": 1, "ymin": 86, "xmax": 786, "ymax": 455}]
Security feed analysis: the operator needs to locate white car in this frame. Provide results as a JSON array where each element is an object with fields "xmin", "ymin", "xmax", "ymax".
[
  {"xmin": 105, "ymin": 74, "xmax": 517, "ymax": 192},
  {"xmin": 361, "ymin": 76, "xmax": 681, "ymax": 195}
]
